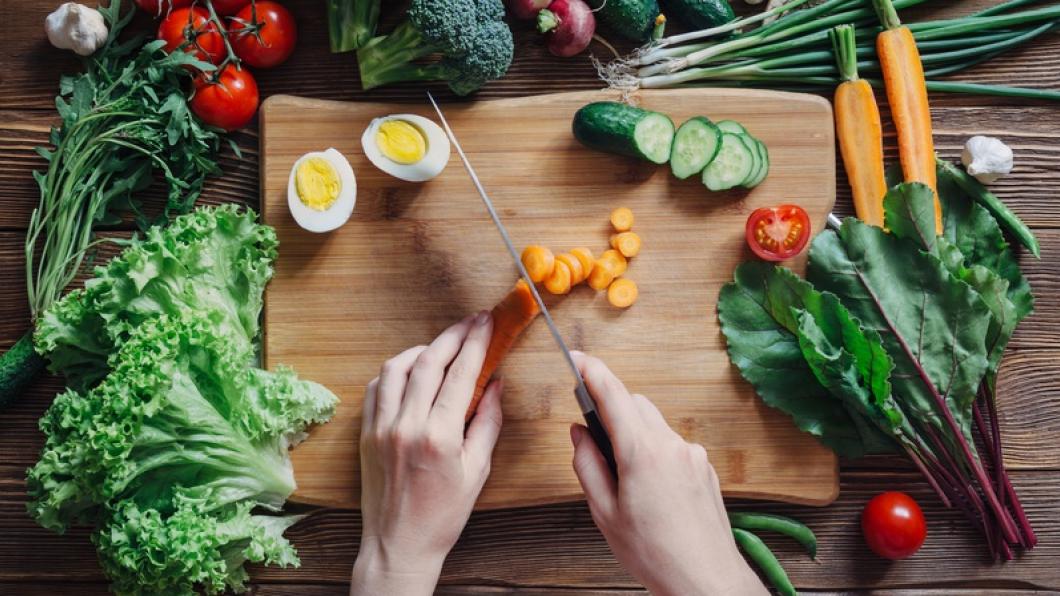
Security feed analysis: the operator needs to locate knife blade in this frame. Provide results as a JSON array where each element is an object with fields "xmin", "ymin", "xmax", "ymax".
[{"xmin": 427, "ymin": 92, "xmax": 617, "ymax": 476}]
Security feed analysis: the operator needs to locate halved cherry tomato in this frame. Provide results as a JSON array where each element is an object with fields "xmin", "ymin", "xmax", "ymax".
[
  {"xmin": 135, "ymin": 0, "xmax": 192, "ymax": 17},
  {"xmin": 211, "ymin": 0, "xmax": 252, "ymax": 15},
  {"xmin": 157, "ymin": 6, "xmax": 225, "ymax": 65},
  {"xmin": 190, "ymin": 65, "xmax": 259, "ymax": 131},
  {"xmin": 229, "ymin": 1, "xmax": 297, "ymax": 68},
  {"xmin": 745, "ymin": 204, "xmax": 811, "ymax": 262},
  {"xmin": 861, "ymin": 491, "xmax": 927, "ymax": 560}
]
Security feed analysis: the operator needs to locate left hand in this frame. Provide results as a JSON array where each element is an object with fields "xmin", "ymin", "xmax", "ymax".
[{"xmin": 350, "ymin": 311, "xmax": 503, "ymax": 596}]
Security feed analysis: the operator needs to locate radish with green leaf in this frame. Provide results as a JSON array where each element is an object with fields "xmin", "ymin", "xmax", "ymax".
[{"xmin": 537, "ymin": 0, "xmax": 595, "ymax": 57}]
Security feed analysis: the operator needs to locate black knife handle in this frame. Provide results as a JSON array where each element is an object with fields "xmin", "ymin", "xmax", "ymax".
[{"xmin": 583, "ymin": 408, "xmax": 618, "ymax": 478}]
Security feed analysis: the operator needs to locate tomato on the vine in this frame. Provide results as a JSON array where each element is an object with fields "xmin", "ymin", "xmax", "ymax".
[
  {"xmin": 745, "ymin": 204, "xmax": 811, "ymax": 262},
  {"xmin": 158, "ymin": 7, "xmax": 225, "ymax": 65},
  {"xmin": 190, "ymin": 65, "xmax": 259, "ymax": 131},
  {"xmin": 229, "ymin": 1, "xmax": 297, "ymax": 69},
  {"xmin": 861, "ymin": 492, "xmax": 927, "ymax": 560},
  {"xmin": 135, "ymin": 0, "xmax": 191, "ymax": 16},
  {"xmin": 211, "ymin": 0, "xmax": 252, "ymax": 16}
]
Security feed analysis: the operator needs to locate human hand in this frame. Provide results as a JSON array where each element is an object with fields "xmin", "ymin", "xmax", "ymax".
[
  {"xmin": 568, "ymin": 352, "xmax": 767, "ymax": 596},
  {"xmin": 350, "ymin": 312, "xmax": 503, "ymax": 596}
]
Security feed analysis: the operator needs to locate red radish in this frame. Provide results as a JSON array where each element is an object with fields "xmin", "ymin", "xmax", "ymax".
[
  {"xmin": 537, "ymin": 0, "xmax": 596, "ymax": 57},
  {"xmin": 509, "ymin": 0, "xmax": 551, "ymax": 20}
]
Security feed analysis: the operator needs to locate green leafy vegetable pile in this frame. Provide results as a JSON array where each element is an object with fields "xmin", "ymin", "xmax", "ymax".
[
  {"xmin": 719, "ymin": 162, "xmax": 1036, "ymax": 559},
  {"xmin": 27, "ymin": 205, "xmax": 338, "ymax": 595}
]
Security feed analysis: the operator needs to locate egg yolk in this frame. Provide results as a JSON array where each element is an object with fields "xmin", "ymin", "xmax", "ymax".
[
  {"xmin": 295, "ymin": 157, "xmax": 341, "ymax": 211},
  {"xmin": 375, "ymin": 120, "xmax": 427, "ymax": 165}
]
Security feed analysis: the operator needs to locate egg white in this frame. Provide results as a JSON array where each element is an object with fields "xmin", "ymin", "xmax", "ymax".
[
  {"xmin": 361, "ymin": 114, "xmax": 451, "ymax": 182},
  {"xmin": 287, "ymin": 148, "xmax": 357, "ymax": 233}
]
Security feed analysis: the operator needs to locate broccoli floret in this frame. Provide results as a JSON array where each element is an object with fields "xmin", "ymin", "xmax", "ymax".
[{"xmin": 355, "ymin": 0, "xmax": 514, "ymax": 96}]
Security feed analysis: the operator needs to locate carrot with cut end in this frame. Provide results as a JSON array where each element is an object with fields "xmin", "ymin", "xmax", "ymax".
[
  {"xmin": 830, "ymin": 25, "xmax": 887, "ymax": 229},
  {"xmin": 872, "ymin": 0, "xmax": 942, "ymax": 234},
  {"xmin": 612, "ymin": 232, "xmax": 642, "ymax": 257},
  {"xmin": 601, "ymin": 249, "xmax": 628, "ymax": 276},
  {"xmin": 610, "ymin": 207, "xmax": 634, "ymax": 232},
  {"xmin": 468, "ymin": 280, "xmax": 541, "ymax": 421},
  {"xmin": 571, "ymin": 247, "xmax": 595, "ymax": 279},
  {"xmin": 556, "ymin": 253, "xmax": 585, "ymax": 284},
  {"xmin": 607, "ymin": 278, "xmax": 638, "ymax": 308},
  {"xmin": 521, "ymin": 245, "xmax": 555, "ymax": 283},
  {"xmin": 588, "ymin": 259, "xmax": 616, "ymax": 290},
  {"xmin": 544, "ymin": 260, "xmax": 573, "ymax": 295}
]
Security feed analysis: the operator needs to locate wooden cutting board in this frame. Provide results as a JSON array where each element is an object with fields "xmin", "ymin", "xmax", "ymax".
[{"xmin": 261, "ymin": 89, "xmax": 839, "ymax": 509}]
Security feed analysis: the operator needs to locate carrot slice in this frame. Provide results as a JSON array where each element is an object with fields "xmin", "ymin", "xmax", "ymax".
[
  {"xmin": 521, "ymin": 245, "xmax": 555, "ymax": 283},
  {"xmin": 610, "ymin": 207, "xmax": 634, "ymax": 232},
  {"xmin": 556, "ymin": 253, "xmax": 585, "ymax": 285},
  {"xmin": 609, "ymin": 234, "xmax": 620, "ymax": 250},
  {"xmin": 544, "ymin": 260, "xmax": 572, "ymax": 295},
  {"xmin": 601, "ymin": 249, "xmax": 628, "ymax": 276},
  {"xmin": 588, "ymin": 260, "xmax": 616, "ymax": 290},
  {"xmin": 607, "ymin": 278, "xmax": 638, "ymax": 308},
  {"xmin": 571, "ymin": 247, "xmax": 595, "ymax": 280},
  {"xmin": 468, "ymin": 280, "xmax": 541, "ymax": 421},
  {"xmin": 613, "ymin": 232, "xmax": 642, "ymax": 258}
]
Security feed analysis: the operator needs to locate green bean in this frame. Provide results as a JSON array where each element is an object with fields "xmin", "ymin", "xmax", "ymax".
[
  {"xmin": 937, "ymin": 159, "xmax": 1041, "ymax": 257},
  {"xmin": 732, "ymin": 528, "xmax": 798, "ymax": 596},
  {"xmin": 729, "ymin": 512, "xmax": 818, "ymax": 558}
]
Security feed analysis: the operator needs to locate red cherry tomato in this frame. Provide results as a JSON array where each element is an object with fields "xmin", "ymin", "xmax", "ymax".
[
  {"xmin": 157, "ymin": 7, "xmax": 225, "ymax": 65},
  {"xmin": 135, "ymin": 0, "xmax": 191, "ymax": 17},
  {"xmin": 745, "ymin": 204, "xmax": 811, "ymax": 262},
  {"xmin": 211, "ymin": 0, "xmax": 252, "ymax": 16},
  {"xmin": 190, "ymin": 65, "xmax": 260, "ymax": 131},
  {"xmin": 861, "ymin": 492, "xmax": 927, "ymax": 560},
  {"xmin": 229, "ymin": 1, "xmax": 298, "ymax": 68}
]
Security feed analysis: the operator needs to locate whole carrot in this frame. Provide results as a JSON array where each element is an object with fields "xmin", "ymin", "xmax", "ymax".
[
  {"xmin": 872, "ymin": 0, "xmax": 942, "ymax": 234},
  {"xmin": 830, "ymin": 24, "xmax": 887, "ymax": 229}
]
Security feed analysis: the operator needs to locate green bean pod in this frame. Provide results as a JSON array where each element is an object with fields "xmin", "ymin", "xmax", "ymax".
[
  {"xmin": 732, "ymin": 528, "xmax": 798, "ymax": 596},
  {"xmin": 729, "ymin": 512, "xmax": 818, "ymax": 558}
]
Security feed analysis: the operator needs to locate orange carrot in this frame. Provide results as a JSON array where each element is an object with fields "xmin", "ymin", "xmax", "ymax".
[
  {"xmin": 468, "ymin": 280, "xmax": 541, "ymax": 421},
  {"xmin": 571, "ymin": 247, "xmax": 595, "ymax": 280},
  {"xmin": 610, "ymin": 207, "xmax": 634, "ymax": 232},
  {"xmin": 521, "ymin": 245, "xmax": 555, "ymax": 282},
  {"xmin": 601, "ymin": 249, "xmax": 628, "ymax": 276},
  {"xmin": 607, "ymin": 278, "xmax": 638, "ymax": 308},
  {"xmin": 588, "ymin": 259, "xmax": 616, "ymax": 290},
  {"xmin": 613, "ymin": 232, "xmax": 642, "ymax": 258},
  {"xmin": 872, "ymin": 0, "xmax": 942, "ymax": 234},
  {"xmin": 544, "ymin": 260, "xmax": 573, "ymax": 295},
  {"xmin": 556, "ymin": 253, "xmax": 585, "ymax": 285},
  {"xmin": 830, "ymin": 25, "xmax": 887, "ymax": 229}
]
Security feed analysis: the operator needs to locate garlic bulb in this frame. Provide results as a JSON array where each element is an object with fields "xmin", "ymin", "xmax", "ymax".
[
  {"xmin": 45, "ymin": 3, "xmax": 108, "ymax": 57},
  {"xmin": 961, "ymin": 135, "xmax": 1013, "ymax": 185}
]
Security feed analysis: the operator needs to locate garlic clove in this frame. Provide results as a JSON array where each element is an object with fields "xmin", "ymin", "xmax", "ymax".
[{"xmin": 961, "ymin": 135, "xmax": 1013, "ymax": 185}]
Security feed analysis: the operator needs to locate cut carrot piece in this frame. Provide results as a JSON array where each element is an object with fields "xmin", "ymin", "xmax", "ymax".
[
  {"xmin": 609, "ymin": 234, "xmax": 620, "ymax": 250},
  {"xmin": 571, "ymin": 247, "xmax": 595, "ymax": 280},
  {"xmin": 613, "ymin": 232, "xmax": 642, "ymax": 257},
  {"xmin": 468, "ymin": 280, "xmax": 541, "ymax": 421},
  {"xmin": 610, "ymin": 207, "xmax": 634, "ymax": 232},
  {"xmin": 601, "ymin": 249, "xmax": 628, "ymax": 276},
  {"xmin": 588, "ymin": 260, "xmax": 616, "ymax": 290},
  {"xmin": 607, "ymin": 278, "xmax": 638, "ymax": 308},
  {"xmin": 556, "ymin": 253, "xmax": 585, "ymax": 285},
  {"xmin": 521, "ymin": 245, "xmax": 555, "ymax": 283},
  {"xmin": 544, "ymin": 260, "xmax": 572, "ymax": 295}
]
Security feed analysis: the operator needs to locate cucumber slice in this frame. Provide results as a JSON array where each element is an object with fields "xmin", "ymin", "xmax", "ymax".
[
  {"xmin": 670, "ymin": 116, "xmax": 721, "ymax": 179},
  {"xmin": 702, "ymin": 133, "xmax": 756, "ymax": 192},
  {"xmin": 573, "ymin": 101, "xmax": 675, "ymax": 165},
  {"xmin": 744, "ymin": 139, "xmax": 771, "ymax": 188},
  {"xmin": 733, "ymin": 134, "xmax": 761, "ymax": 187},
  {"xmin": 716, "ymin": 120, "xmax": 748, "ymax": 135}
]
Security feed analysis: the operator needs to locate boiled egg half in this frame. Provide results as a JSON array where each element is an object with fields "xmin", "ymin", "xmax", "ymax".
[
  {"xmin": 287, "ymin": 148, "xmax": 357, "ymax": 233},
  {"xmin": 362, "ymin": 114, "xmax": 450, "ymax": 182}
]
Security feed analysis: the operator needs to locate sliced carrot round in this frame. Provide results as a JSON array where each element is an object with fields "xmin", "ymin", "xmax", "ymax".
[
  {"xmin": 544, "ymin": 260, "xmax": 572, "ymax": 295},
  {"xmin": 521, "ymin": 245, "xmax": 555, "ymax": 283},
  {"xmin": 588, "ymin": 260, "xmax": 616, "ymax": 290},
  {"xmin": 601, "ymin": 249, "xmax": 628, "ymax": 276},
  {"xmin": 607, "ymin": 278, "xmax": 638, "ymax": 308},
  {"xmin": 571, "ymin": 247, "xmax": 595, "ymax": 280},
  {"xmin": 556, "ymin": 253, "xmax": 585, "ymax": 285},
  {"xmin": 613, "ymin": 232, "xmax": 642, "ymax": 258},
  {"xmin": 609, "ymin": 233, "xmax": 620, "ymax": 250},
  {"xmin": 610, "ymin": 207, "xmax": 634, "ymax": 232}
]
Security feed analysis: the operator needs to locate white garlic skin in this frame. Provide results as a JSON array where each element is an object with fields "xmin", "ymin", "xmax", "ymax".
[
  {"xmin": 46, "ymin": 3, "xmax": 108, "ymax": 57},
  {"xmin": 961, "ymin": 135, "xmax": 1013, "ymax": 185}
]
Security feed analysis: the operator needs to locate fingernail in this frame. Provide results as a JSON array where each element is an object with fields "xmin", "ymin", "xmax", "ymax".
[
  {"xmin": 476, "ymin": 310, "xmax": 490, "ymax": 326},
  {"xmin": 570, "ymin": 423, "xmax": 583, "ymax": 446}
]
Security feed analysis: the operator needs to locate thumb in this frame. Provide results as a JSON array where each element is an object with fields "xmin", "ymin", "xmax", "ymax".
[{"xmin": 571, "ymin": 423, "xmax": 617, "ymax": 520}]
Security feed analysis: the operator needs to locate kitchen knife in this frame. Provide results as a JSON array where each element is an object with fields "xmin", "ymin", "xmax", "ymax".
[{"xmin": 427, "ymin": 92, "xmax": 618, "ymax": 477}]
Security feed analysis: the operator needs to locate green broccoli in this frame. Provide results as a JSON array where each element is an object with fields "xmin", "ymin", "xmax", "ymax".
[
  {"xmin": 327, "ymin": 0, "xmax": 380, "ymax": 52},
  {"xmin": 356, "ymin": 0, "xmax": 514, "ymax": 96}
]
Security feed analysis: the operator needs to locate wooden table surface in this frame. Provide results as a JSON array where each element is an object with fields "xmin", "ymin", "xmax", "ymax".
[{"xmin": 1, "ymin": 1, "xmax": 1058, "ymax": 594}]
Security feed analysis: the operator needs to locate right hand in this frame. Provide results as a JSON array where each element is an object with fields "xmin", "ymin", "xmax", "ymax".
[{"xmin": 568, "ymin": 352, "xmax": 767, "ymax": 596}]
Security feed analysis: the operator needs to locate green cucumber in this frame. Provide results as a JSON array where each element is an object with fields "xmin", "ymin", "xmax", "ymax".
[
  {"xmin": 716, "ymin": 120, "xmax": 748, "ymax": 135},
  {"xmin": 702, "ymin": 133, "xmax": 756, "ymax": 191},
  {"xmin": 586, "ymin": 0, "xmax": 661, "ymax": 41},
  {"xmin": 573, "ymin": 101, "xmax": 675, "ymax": 165},
  {"xmin": 661, "ymin": 0, "xmax": 736, "ymax": 30},
  {"xmin": 0, "ymin": 330, "xmax": 45, "ymax": 409},
  {"xmin": 735, "ymin": 134, "xmax": 762, "ymax": 187},
  {"xmin": 744, "ymin": 139, "xmax": 771, "ymax": 188},
  {"xmin": 670, "ymin": 116, "xmax": 722, "ymax": 179}
]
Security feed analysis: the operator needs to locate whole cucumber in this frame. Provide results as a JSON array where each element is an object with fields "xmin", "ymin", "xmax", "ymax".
[
  {"xmin": 662, "ymin": 0, "xmax": 736, "ymax": 30},
  {"xmin": 0, "ymin": 330, "xmax": 45, "ymax": 409},
  {"xmin": 586, "ymin": 0, "xmax": 661, "ymax": 41}
]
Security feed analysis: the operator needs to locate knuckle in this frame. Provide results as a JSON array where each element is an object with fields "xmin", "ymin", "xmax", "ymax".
[
  {"xmin": 446, "ymin": 358, "xmax": 473, "ymax": 381},
  {"xmin": 415, "ymin": 349, "xmax": 441, "ymax": 370}
]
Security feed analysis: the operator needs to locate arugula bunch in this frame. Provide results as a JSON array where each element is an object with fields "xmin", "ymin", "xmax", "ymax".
[{"xmin": 719, "ymin": 163, "xmax": 1036, "ymax": 558}]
